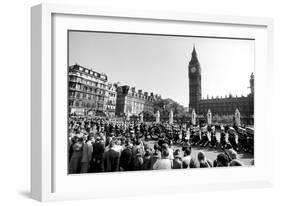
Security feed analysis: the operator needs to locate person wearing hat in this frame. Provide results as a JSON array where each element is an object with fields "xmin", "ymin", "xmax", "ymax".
[{"xmin": 172, "ymin": 149, "xmax": 183, "ymax": 169}]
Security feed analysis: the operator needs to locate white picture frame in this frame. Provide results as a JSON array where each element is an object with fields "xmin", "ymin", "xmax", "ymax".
[{"xmin": 31, "ymin": 3, "xmax": 274, "ymax": 202}]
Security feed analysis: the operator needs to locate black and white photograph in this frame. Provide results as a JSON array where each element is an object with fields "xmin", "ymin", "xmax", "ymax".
[{"xmin": 67, "ymin": 31, "xmax": 254, "ymax": 174}]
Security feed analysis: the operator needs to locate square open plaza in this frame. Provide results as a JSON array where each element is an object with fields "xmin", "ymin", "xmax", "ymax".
[{"xmin": 68, "ymin": 43, "xmax": 254, "ymax": 174}]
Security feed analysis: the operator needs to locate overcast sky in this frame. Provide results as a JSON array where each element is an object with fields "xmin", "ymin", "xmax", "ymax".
[{"xmin": 68, "ymin": 31, "xmax": 254, "ymax": 107}]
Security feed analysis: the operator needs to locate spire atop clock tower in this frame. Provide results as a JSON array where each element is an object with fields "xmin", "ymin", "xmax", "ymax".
[{"xmin": 190, "ymin": 44, "xmax": 199, "ymax": 65}]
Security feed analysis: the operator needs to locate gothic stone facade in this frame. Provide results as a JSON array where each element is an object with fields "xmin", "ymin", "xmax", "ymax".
[{"xmin": 188, "ymin": 46, "xmax": 254, "ymax": 116}]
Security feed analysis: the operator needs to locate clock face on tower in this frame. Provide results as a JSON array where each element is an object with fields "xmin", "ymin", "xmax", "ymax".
[{"xmin": 190, "ymin": 66, "xmax": 197, "ymax": 73}]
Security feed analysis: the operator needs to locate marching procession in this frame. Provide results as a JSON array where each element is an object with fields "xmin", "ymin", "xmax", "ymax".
[{"xmin": 68, "ymin": 112, "xmax": 254, "ymax": 174}]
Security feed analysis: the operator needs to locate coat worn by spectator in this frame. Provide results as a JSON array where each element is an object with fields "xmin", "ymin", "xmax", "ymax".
[
  {"xmin": 119, "ymin": 146, "xmax": 134, "ymax": 171},
  {"xmin": 102, "ymin": 142, "xmax": 119, "ymax": 172}
]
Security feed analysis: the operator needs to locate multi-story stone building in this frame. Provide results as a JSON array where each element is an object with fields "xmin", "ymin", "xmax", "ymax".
[
  {"xmin": 115, "ymin": 85, "xmax": 161, "ymax": 117},
  {"xmin": 68, "ymin": 64, "xmax": 108, "ymax": 116},
  {"xmin": 188, "ymin": 46, "xmax": 254, "ymax": 116}
]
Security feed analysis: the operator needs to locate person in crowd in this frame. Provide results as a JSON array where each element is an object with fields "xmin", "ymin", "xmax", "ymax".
[
  {"xmin": 150, "ymin": 143, "xmax": 161, "ymax": 169},
  {"xmin": 80, "ymin": 135, "xmax": 94, "ymax": 173},
  {"xmin": 197, "ymin": 151, "xmax": 212, "ymax": 168},
  {"xmin": 133, "ymin": 138, "xmax": 145, "ymax": 158},
  {"xmin": 172, "ymin": 149, "xmax": 183, "ymax": 169},
  {"xmin": 190, "ymin": 129, "xmax": 200, "ymax": 146},
  {"xmin": 219, "ymin": 131, "xmax": 228, "ymax": 149},
  {"xmin": 228, "ymin": 129, "xmax": 239, "ymax": 151},
  {"xmin": 209, "ymin": 128, "xmax": 218, "ymax": 148},
  {"xmin": 69, "ymin": 138, "xmax": 84, "ymax": 174},
  {"xmin": 153, "ymin": 148, "xmax": 172, "ymax": 170},
  {"xmin": 119, "ymin": 140, "xmax": 134, "ymax": 171},
  {"xmin": 161, "ymin": 142, "xmax": 174, "ymax": 161},
  {"xmin": 133, "ymin": 148, "xmax": 144, "ymax": 170},
  {"xmin": 143, "ymin": 147, "xmax": 152, "ymax": 170},
  {"xmin": 90, "ymin": 136, "xmax": 105, "ymax": 172},
  {"xmin": 227, "ymin": 149, "xmax": 244, "ymax": 166},
  {"xmin": 113, "ymin": 139, "xmax": 123, "ymax": 154},
  {"xmin": 213, "ymin": 153, "xmax": 229, "ymax": 167},
  {"xmin": 68, "ymin": 136, "xmax": 79, "ymax": 162},
  {"xmin": 102, "ymin": 141, "xmax": 120, "ymax": 172},
  {"xmin": 182, "ymin": 145, "xmax": 198, "ymax": 168},
  {"xmin": 199, "ymin": 130, "xmax": 210, "ymax": 147}
]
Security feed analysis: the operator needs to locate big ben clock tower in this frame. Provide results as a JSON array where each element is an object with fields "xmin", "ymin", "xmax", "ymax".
[{"xmin": 188, "ymin": 45, "xmax": 202, "ymax": 113}]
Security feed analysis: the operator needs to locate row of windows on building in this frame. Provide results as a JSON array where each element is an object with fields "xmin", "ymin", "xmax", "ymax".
[
  {"xmin": 70, "ymin": 65, "xmax": 107, "ymax": 80},
  {"xmin": 69, "ymin": 100, "xmax": 104, "ymax": 108},
  {"xmin": 69, "ymin": 83, "xmax": 108, "ymax": 96},
  {"xmin": 69, "ymin": 75, "xmax": 107, "ymax": 89},
  {"xmin": 127, "ymin": 93, "xmax": 157, "ymax": 102},
  {"xmin": 69, "ymin": 91, "xmax": 106, "ymax": 101}
]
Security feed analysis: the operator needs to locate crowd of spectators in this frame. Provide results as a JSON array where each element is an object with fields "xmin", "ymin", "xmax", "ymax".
[{"xmin": 68, "ymin": 117, "xmax": 252, "ymax": 174}]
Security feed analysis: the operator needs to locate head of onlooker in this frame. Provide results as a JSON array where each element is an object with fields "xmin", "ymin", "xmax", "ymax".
[
  {"xmin": 197, "ymin": 151, "xmax": 206, "ymax": 163},
  {"xmin": 109, "ymin": 140, "xmax": 115, "ymax": 149},
  {"xmin": 161, "ymin": 143, "xmax": 169, "ymax": 152},
  {"xmin": 144, "ymin": 147, "xmax": 152, "ymax": 157},
  {"xmin": 161, "ymin": 148, "xmax": 170, "ymax": 159},
  {"xmin": 227, "ymin": 149, "xmax": 244, "ymax": 166},
  {"xmin": 173, "ymin": 149, "xmax": 182, "ymax": 160},
  {"xmin": 71, "ymin": 136, "xmax": 79, "ymax": 144},
  {"xmin": 215, "ymin": 153, "xmax": 229, "ymax": 167},
  {"xmin": 183, "ymin": 146, "xmax": 191, "ymax": 157},
  {"xmin": 125, "ymin": 140, "xmax": 133, "ymax": 149},
  {"xmin": 153, "ymin": 143, "xmax": 160, "ymax": 152},
  {"xmin": 182, "ymin": 142, "xmax": 191, "ymax": 152},
  {"xmin": 198, "ymin": 151, "xmax": 212, "ymax": 168},
  {"xmin": 135, "ymin": 138, "xmax": 141, "ymax": 146},
  {"xmin": 172, "ymin": 149, "xmax": 183, "ymax": 169},
  {"xmin": 95, "ymin": 136, "xmax": 102, "ymax": 143}
]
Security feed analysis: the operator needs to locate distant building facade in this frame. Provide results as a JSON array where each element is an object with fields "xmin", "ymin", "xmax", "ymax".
[
  {"xmin": 68, "ymin": 64, "xmax": 109, "ymax": 116},
  {"xmin": 115, "ymin": 85, "xmax": 161, "ymax": 117},
  {"xmin": 106, "ymin": 83, "xmax": 117, "ymax": 118},
  {"xmin": 188, "ymin": 46, "xmax": 254, "ymax": 116}
]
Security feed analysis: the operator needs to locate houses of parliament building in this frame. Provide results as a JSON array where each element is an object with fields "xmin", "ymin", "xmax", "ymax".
[{"xmin": 188, "ymin": 46, "xmax": 254, "ymax": 117}]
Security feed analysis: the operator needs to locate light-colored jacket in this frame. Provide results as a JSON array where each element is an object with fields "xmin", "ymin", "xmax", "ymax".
[{"xmin": 153, "ymin": 158, "xmax": 172, "ymax": 170}]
